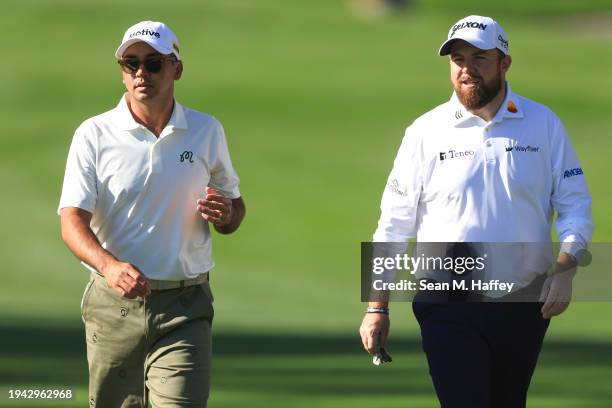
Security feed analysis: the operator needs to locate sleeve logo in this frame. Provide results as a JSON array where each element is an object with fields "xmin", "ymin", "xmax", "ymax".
[
  {"xmin": 387, "ymin": 179, "xmax": 408, "ymax": 197},
  {"xmin": 563, "ymin": 168, "xmax": 583, "ymax": 179}
]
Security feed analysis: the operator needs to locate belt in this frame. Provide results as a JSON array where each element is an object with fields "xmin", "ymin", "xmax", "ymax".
[
  {"xmin": 94, "ymin": 271, "xmax": 209, "ymax": 290},
  {"xmin": 149, "ymin": 273, "xmax": 209, "ymax": 290}
]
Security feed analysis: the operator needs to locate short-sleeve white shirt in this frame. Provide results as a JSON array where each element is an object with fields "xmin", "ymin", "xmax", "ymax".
[{"xmin": 59, "ymin": 95, "xmax": 241, "ymax": 280}]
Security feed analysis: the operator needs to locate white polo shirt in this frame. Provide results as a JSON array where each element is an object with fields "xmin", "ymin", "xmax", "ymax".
[
  {"xmin": 59, "ymin": 95, "xmax": 241, "ymax": 280},
  {"xmin": 373, "ymin": 85, "xmax": 593, "ymax": 289}
]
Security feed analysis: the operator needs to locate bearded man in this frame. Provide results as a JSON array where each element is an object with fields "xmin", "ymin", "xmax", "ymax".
[{"xmin": 359, "ymin": 15, "xmax": 593, "ymax": 408}]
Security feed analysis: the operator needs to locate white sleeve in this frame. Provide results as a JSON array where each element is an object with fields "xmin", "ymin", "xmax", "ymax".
[
  {"xmin": 58, "ymin": 123, "xmax": 98, "ymax": 214},
  {"xmin": 372, "ymin": 126, "xmax": 423, "ymax": 242},
  {"xmin": 550, "ymin": 114, "xmax": 594, "ymax": 256},
  {"xmin": 209, "ymin": 121, "xmax": 241, "ymax": 199}
]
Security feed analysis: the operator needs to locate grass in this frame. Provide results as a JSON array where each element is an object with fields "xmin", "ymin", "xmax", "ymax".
[
  {"xmin": 2, "ymin": 327, "xmax": 612, "ymax": 407},
  {"xmin": 1, "ymin": 0, "xmax": 611, "ymax": 406}
]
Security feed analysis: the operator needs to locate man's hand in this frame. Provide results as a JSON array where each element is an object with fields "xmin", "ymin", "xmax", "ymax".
[
  {"xmin": 539, "ymin": 253, "xmax": 577, "ymax": 319},
  {"xmin": 359, "ymin": 312, "xmax": 390, "ymax": 355},
  {"xmin": 101, "ymin": 260, "xmax": 150, "ymax": 299},
  {"xmin": 197, "ymin": 187, "xmax": 233, "ymax": 227},
  {"xmin": 60, "ymin": 207, "xmax": 150, "ymax": 299}
]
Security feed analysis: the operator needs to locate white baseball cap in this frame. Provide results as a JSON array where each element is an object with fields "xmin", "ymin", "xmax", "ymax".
[
  {"xmin": 115, "ymin": 21, "xmax": 181, "ymax": 60},
  {"xmin": 438, "ymin": 15, "xmax": 509, "ymax": 56}
]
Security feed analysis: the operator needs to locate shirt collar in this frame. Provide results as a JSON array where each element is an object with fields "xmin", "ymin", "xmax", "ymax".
[
  {"xmin": 115, "ymin": 94, "xmax": 188, "ymax": 132},
  {"xmin": 449, "ymin": 82, "xmax": 524, "ymax": 127}
]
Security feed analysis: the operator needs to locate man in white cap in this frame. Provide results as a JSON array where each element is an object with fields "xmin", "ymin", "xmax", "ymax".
[
  {"xmin": 59, "ymin": 21, "xmax": 245, "ymax": 407},
  {"xmin": 359, "ymin": 15, "xmax": 592, "ymax": 407}
]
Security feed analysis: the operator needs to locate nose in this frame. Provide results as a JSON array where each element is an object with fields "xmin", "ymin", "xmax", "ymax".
[
  {"xmin": 460, "ymin": 62, "xmax": 478, "ymax": 77},
  {"xmin": 134, "ymin": 64, "xmax": 149, "ymax": 77}
]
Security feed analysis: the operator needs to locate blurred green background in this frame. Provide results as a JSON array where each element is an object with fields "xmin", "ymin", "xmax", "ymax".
[{"xmin": 1, "ymin": 0, "xmax": 611, "ymax": 406}]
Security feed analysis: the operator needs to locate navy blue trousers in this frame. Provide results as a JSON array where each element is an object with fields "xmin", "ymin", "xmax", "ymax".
[{"xmin": 412, "ymin": 293, "xmax": 550, "ymax": 408}]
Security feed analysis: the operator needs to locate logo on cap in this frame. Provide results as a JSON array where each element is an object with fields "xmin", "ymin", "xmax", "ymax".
[
  {"xmin": 498, "ymin": 35, "xmax": 509, "ymax": 50},
  {"xmin": 129, "ymin": 29, "xmax": 160, "ymax": 39},
  {"xmin": 450, "ymin": 21, "xmax": 488, "ymax": 38}
]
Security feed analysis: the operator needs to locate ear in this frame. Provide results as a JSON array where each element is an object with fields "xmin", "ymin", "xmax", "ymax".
[
  {"xmin": 500, "ymin": 54, "xmax": 512, "ymax": 74},
  {"xmin": 174, "ymin": 61, "xmax": 183, "ymax": 80}
]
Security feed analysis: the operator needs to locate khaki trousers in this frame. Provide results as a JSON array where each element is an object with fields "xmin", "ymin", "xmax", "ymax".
[{"xmin": 81, "ymin": 272, "xmax": 214, "ymax": 407}]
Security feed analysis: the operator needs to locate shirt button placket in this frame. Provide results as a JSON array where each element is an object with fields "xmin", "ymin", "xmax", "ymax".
[
  {"xmin": 149, "ymin": 143, "xmax": 163, "ymax": 174},
  {"xmin": 484, "ymin": 127, "xmax": 496, "ymax": 163}
]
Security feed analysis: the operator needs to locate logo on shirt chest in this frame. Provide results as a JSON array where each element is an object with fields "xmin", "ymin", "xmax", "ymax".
[
  {"xmin": 439, "ymin": 149, "xmax": 475, "ymax": 161},
  {"xmin": 180, "ymin": 151, "xmax": 194, "ymax": 163},
  {"xmin": 505, "ymin": 144, "xmax": 540, "ymax": 153}
]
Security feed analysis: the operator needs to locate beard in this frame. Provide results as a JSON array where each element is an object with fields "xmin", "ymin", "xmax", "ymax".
[{"xmin": 454, "ymin": 67, "xmax": 504, "ymax": 111}]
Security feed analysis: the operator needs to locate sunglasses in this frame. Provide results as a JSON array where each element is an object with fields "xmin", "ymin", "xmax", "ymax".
[{"xmin": 118, "ymin": 55, "xmax": 176, "ymax": 74}]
